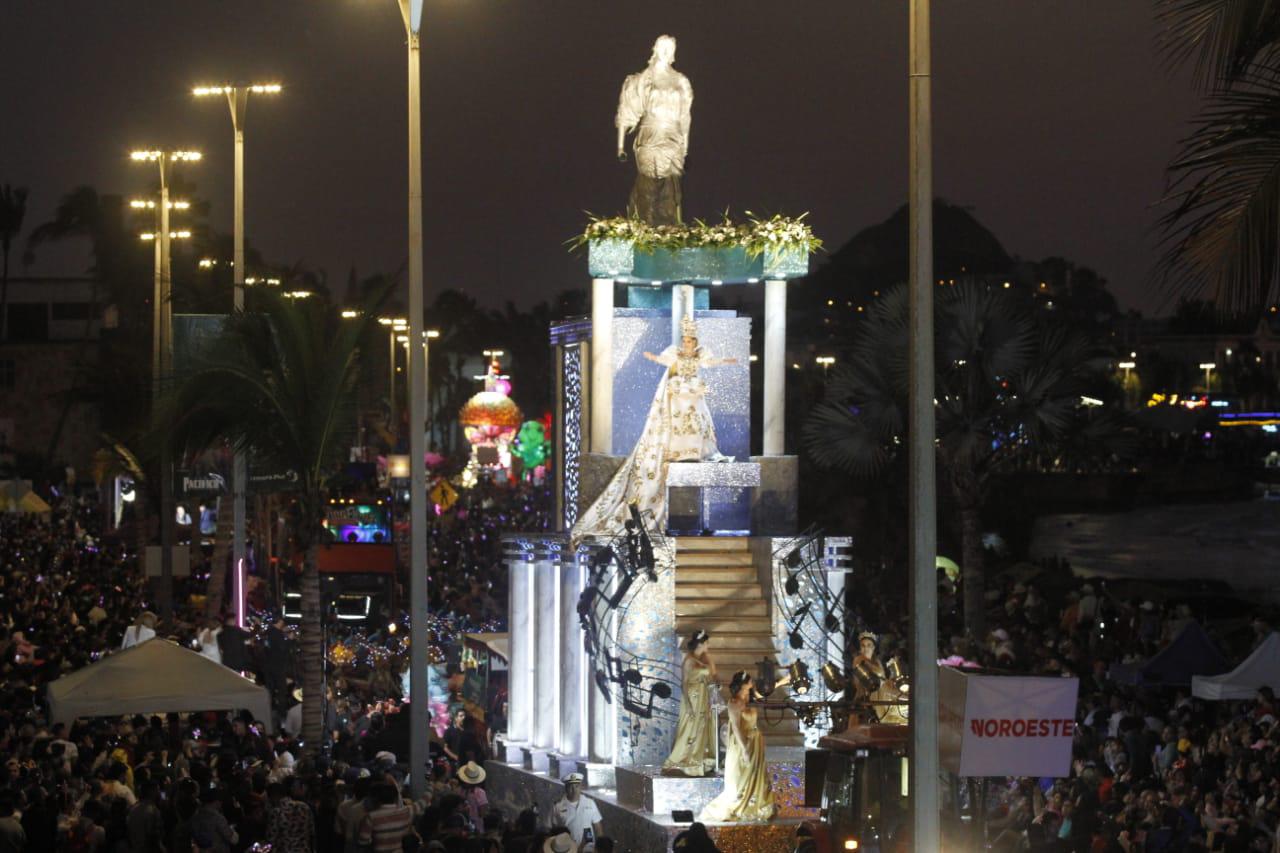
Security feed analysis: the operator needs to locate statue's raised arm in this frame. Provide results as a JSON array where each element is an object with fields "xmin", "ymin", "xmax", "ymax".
[{"xmin": 615, "ymin": 34, "xmax": 693, "ymax": 226}]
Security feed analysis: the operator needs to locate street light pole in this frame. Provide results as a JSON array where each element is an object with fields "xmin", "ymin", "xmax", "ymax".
[
  {"xmin": 132, "ymin": 149, "xmax": 201, "ymax": 621},
  {"xmin": 394, "ymin": 0, "xmax": 431, "ymax": 798},
  {"xmin": 194, "ymin": 82, "xmax": 281, "ymax": 628},
  {"xmin": 907, "ymin": 0, "xmax": 940, "ymax": 848}
]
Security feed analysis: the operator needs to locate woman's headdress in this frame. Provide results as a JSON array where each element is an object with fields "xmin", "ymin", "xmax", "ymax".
[{"xmin": 680, "ymin": 314, "xmax": 698, "ymax": 340}]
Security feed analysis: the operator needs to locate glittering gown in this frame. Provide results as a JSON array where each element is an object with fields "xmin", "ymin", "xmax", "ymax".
[
  {"xmin": 699, "ymin": 701, "xmax": 776, "ymax": 822},
  {"xmin": 662, "ymin": 656, "xmax": 717, "ymax": 776},
  {"xmin": 571, "ymin": 345, "xmax": 729, "ymax": 538}
]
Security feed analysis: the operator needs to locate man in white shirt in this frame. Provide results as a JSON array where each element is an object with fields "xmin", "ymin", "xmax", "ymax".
[{"xmin": 551, "ymin": 773, "xmax": 602, "ymax": 845}]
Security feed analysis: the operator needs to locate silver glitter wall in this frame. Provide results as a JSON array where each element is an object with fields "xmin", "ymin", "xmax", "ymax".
[
  {"xmin": 610, "ymin": 309, "xmax": 752, "ymax": 461},
  {"xmin": 613, "ymin": 549, "xmax": 679, "ymax": 766}
]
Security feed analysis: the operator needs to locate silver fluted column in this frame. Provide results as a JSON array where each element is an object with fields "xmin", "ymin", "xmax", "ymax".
[{"xmin": 763, "ymin": 279, "xmax": 787, "ymax": 456}]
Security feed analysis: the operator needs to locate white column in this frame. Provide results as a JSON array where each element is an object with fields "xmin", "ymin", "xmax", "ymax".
[
  {"xmin": 507, "ymin": 559, "xmax": 534, "ymax": 743},
  {"xmin": 558, "ymin": 554, "xmax": 584, "ymax": 756},
  {"xmin": 671, "ymin": 283, "xmax": 694, "ymax": 345},
  {"xmin": 763, "ymin": 279, "xmax": 787, "ymax": 456},
  {"xmin": 588, "ymin": 602, "xmax": 616, "ymax": 764},
  {"xmin": 533, "ymin": 559, "xmax": 560, "ymax": 750},
  {"xmin": 590, "ymin": 279, "xmax": 614, "ymax": 454}
]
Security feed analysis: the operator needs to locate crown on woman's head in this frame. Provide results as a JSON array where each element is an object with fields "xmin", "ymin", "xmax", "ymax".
[{"xmin": 680, "ymin": 314, "xmax": 698, "ymax": 339}]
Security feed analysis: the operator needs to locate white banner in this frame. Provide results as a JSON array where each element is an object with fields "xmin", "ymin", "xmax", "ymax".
[{"xmin": 939, "ymin": 667, "xmax": 1078, "ymax": 778}]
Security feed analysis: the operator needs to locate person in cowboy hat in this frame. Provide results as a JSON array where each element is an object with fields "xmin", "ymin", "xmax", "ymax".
[
  {"xmin": 456, "ymin": 761, "xmax": 489, "ymax": 833},
  {"xmin": 552, "ymin": 772, "xmax": 602, "ymax": 845}
]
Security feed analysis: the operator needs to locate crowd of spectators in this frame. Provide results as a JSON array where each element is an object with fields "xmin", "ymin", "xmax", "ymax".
[{"xmin": 913, "ymin": 568, "xmax": 1280, "ymax": 853}]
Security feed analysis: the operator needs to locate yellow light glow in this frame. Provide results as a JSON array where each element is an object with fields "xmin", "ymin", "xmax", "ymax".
[
  {"xmin": 172, "ymin": 201, "xmax": 190, "ymax": 210},
  {"xmin": 173, "ymin": 230, "xmax": 191, "ymax": 239},
  {"xmin": 815, "ymin": 356, "xmax": 835, "ymax": 366},
  {"xmin": 130, "ymin": 200, "xmax": 152, "ymax": 209},
  {"xmin": 130, "ymin": 150, "xmax": 162, "ymax": 161},
  {"xmin": 172, "ymin": 151, "xmax": 202, "ymax": 161},
  {"xmin": 283, "ymin": 290, "xmax": 312, "ymax": 299},
  {"xmin": 139, "ymin": 233, "xmax": 155, "ymax": 241},
  {"xmin": 1199, "ymin": 362, "xmax": 1216, "ymax": 370},
  {"xmin": 844, "ymin": 841, "xmax": 859, "ymax": 851},
  {"xmin": 1118, "ymin": 361, "xmax": 1135, "ymax": 369},
  {"xmin": 192, "ymin": 85, "xmax": 230, "ymax": 96},
  {"xmin": 249, "ymin": 83, "xmax": 283, "ymax": 94},
  {"xmin": 426, "ymin": 330, "xmax": 440, "ymax": 339},
  {"xmin": 396, "ymin": 335, "xmax": 409, "ymax": 343},
  {"xmin": 341, "ymin": 310, "xmax": 360, "ymax": 319},
  {"xmin": 199, "ymin": 259, "xmax": 214, "ymax": 269}
]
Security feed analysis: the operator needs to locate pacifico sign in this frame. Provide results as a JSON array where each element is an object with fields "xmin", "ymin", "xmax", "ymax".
[{"xmin": 939, "ymin": 667, "xmax": 1079, "ymax": 778}]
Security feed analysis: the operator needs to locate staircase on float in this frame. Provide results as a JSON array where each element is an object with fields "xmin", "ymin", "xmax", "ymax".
[{"xmin": 672, "ymin": 536, "xmax": 804, "ymax": 747}]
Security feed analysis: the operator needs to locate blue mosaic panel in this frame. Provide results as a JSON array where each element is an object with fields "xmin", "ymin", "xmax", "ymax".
[{"xmin": 562, "ymin": 345, "xmax": 583, "ymax": 530}]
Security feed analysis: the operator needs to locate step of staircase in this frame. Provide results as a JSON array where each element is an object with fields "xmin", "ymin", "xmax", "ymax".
[
  {"xmin": 672, "ymin": 631, "xmax": 774, "ymax": 651},
  {"xmin": 674, "ymin": 566, "xmax": 757, "ymax": 583},
  {"xmin": 672, "ymin": 581, "xmax": 760, "ymax": 598},
  {"xmin": 675, "ymin": 598, "xmax": 768, "ymax": 617},
  {"xmin": 674, "ymin": 615, "xmax": 773, "ymax": 633},
  {"xmin": 673, "ymin": 537, "xmax": 751, "ymax": 553},
  {"xmin": 674, "ymin": 551, "xmax": 755, "ymax": 567}
]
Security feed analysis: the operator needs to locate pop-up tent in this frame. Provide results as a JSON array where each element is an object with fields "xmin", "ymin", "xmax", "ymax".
[
  {"xmin": 47, "ymin": 639, "xmax": 274, "ymax": 730},
  {"xmin": 1110, "ymin": 621, "xmax": 1230, "ymax": 687},
  {"xmin": 1192, "ymin": 632, "xmax": 1280, "ymax": 700}
]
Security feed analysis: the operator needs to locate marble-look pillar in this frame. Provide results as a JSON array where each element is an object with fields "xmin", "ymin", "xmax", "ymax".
[
  {"xmin": 763, "ymin": 279, "xmax": 787, "ymax": 456},
  {"xmin": 590, "ymin": 278, "xmax": 614, "ymax": 454},
  {"xmin": 558, "ymin": 554, "xmax": 585, "ymax": 756},
  {"xmin": 507, "ymin": 558, "xmax": 534, "ymax": 743},
  {"xmin": 588, "ymin": 603, "xmax": 616, "ymax": 764},
  {"xmin": 532, "ymin": 558, "xmax": 560, "ymax": 750}
]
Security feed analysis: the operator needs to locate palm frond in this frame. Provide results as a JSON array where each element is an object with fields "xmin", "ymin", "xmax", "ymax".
[
  {"xmin": 1156, "ymin": 0, "xmax": 1280, "ymax": 88},
  {"xmin": 1156, "ymin": 67, "xmax": 1280, "ymax": 314}
]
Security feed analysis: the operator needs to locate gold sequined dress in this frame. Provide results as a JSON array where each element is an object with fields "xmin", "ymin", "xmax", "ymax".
[
  {"xmin": 572, "ymin": 345, "xmax": 730, "ymax": 539},
  {"xmin": 698, "ymin": 701, "xmax": 776, "ymax": 822},
  {"xmin": 661, "ymin": 655, "xmax": 717, "ymax": 776}
]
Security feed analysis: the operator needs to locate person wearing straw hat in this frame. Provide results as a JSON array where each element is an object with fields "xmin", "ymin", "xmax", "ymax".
[
  {"xmin": 543, "ymin": 829, "xmax": 578, "ymax": 853},
  {"xmin": 456, "ymin": 761, "xmax": 489, "ymax": 833},
  {"xmin": 552, "ymin": 772, "xmax": 602, "ymax": 845}
]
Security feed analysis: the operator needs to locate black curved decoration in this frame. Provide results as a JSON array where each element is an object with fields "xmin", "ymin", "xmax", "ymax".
[{"xmin": 577, "ymin": 510, "xmax": 680, "ymax": 721}]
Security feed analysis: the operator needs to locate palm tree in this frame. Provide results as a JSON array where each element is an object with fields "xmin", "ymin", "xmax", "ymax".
[
  {"xmin": 160, "ymin": 288, "xmax": 388, "ymax": 753},
  {"xmin": 0, "ymin": 184, "xmax": 28, "ymax": 341},
  {"xmin": 804, "ymin": 283, "xmax": 1106, "ymax": 637},
  {"xmin": 1156, "ymin": 2, "xmax": 1280, "ymax": 313}
]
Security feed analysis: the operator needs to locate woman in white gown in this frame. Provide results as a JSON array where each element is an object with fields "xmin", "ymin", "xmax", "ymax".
[{"xmin": 572, "ymin": 315, "xmax": 736, "ymax": 539}]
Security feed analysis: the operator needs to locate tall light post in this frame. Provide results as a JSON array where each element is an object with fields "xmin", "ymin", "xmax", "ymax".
[
  {"xmin": 907, "ymin": 0, "xmax": 940, "ymax": 848},
  {"xmin": 1200, "ymin": 362, "xmax": 1216, "ymax": 393},
  {"xmin": 368, "ymin": 0, "xmax": 432, "ymax": 797},
  {"xmin": 424, "ymin": 329, "xmax": 440, "ymax": 446},
  {"xmin": 194, "ymin": 82, "xmax": 282, "ymax": 626},
  {"xmin": 379, "ymin": 316, "xmax": 409, "ymax": 433},
  {"xmin": 131, "ymin": 149, "xmax": 201, "ymax": 620}
]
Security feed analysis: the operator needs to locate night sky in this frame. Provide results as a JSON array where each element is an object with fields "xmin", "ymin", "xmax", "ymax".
[{"xmin": 4, "ymin": 1, "xmax": 1201, "ymax": 314}]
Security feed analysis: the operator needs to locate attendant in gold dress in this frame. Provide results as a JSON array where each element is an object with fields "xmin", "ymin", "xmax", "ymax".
[
  {"xmin": 662, "ymin": 630, "xmax": 718, "ymax": 776},
  {"xmin": 698, "ymin": 671, "xmax": 778, "ymax": 823}
]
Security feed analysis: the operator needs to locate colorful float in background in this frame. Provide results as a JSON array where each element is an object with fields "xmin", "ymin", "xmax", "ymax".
[{"xmin": 458, "ymin": 355, "xmax": 523, "ymax": 487}]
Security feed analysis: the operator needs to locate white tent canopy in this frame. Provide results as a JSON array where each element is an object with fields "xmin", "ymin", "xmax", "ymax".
[
  {"xmin": 1192, "ymin": 632, "xmax": 1280, "ymax": 701},
  {"xmin": 47, "ymin": 639, "xmax": 274, "ymax": 731}
]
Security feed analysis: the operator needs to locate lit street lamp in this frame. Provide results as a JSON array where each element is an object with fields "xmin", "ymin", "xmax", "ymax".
[
  {"xmin": 194, "ymin": 81, "xmax": 282, "ymax": 625},
  {"xmin": 815, "ymin": 355, "xmax": 835, "ymax": 376},
  {"xmin": 131, "ymin": 148, "xmax": 201, "ymax": 620},
  {"xmin": 1200, "ymin": 362, "xmax": 1216, "ymax": 393}
]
